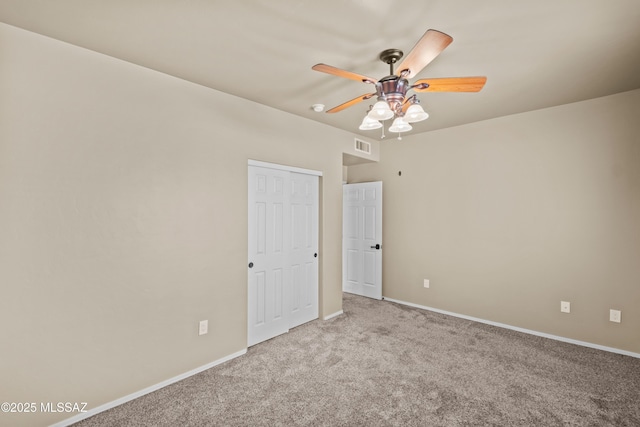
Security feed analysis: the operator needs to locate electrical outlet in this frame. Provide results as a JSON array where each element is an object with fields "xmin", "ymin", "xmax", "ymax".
[
  {"xmin": 609, "ymin": 309, "xmax": 621, "ymax": 323},
  {"xmin": 423, "ymin": 279, "xmax": 430, "ymax": 288},
  {"xmin": 199, "ymin": 320, "xmax": 208, "ymax": 335},
  {"xmin": 560, "ymin": 301, "xmax": 571, "ymax": 313}
]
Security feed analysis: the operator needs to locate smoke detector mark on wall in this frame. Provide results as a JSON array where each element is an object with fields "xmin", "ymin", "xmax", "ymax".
[{"xmin": 354, "ymin": 138, "xmax": 371, "ymax": 154}]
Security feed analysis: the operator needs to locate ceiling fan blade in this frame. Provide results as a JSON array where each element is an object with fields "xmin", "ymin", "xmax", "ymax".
[
  {"xmin": 412, "ymin": 77, "xmax": 487, "ymax": 92},
  {"xmin": 326, "ymin": 93, "xmax": 377, "ymax": 113},
  {"xmin": 312, "ymin": 63, "xmax": 377, "ymax": 84},
  {"xmin": 396, "ymin": 29, "xmax": 453, "ymax": 79}
]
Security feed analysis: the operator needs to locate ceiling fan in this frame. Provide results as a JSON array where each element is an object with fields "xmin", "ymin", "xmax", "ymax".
[{"xmin": 311, "ymin": 29, "xmax": 486, "ymax": 137}]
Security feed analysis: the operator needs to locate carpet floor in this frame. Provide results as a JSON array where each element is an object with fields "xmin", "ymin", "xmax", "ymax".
[{"xmin": 74, "ymin": 293, "xmax": 640, "ymax": 426}]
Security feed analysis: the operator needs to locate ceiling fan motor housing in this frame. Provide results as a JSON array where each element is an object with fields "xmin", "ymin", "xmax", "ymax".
[{"xmin": 376, "ymin": 75, "xmax": 410, "ymax": 114}]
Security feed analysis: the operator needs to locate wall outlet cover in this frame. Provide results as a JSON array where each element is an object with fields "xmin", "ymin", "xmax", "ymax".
[
  {"xmin": 560, "ymin": 301, "xmax": 571, "ymax": 313},
  {"xmin": 609, "ymin": 309, "xmax": 621, "ymax": 323},
  {"xmin": 199, "ymin": 320, "xmax": 208, "ymax": 335},
  {"xmin": 423, "ymin": 279, "xmax": 430, "ymax": 288}
]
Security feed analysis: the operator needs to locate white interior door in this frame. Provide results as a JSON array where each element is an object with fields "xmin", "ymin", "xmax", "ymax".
[
  {"xmin": 343, "ymin": 181, "xmax": 382, "ymax": 300},
  {"xmin": 289, "ymin": 172, "xmax": 318, "ymax": 328},
  {"xmin": 248, "ymin": 166, "xmax": 290, "ymax": 346},
  {"xmin": 248, "ymin": 165, "xmax": 319, "ymax": 347}
]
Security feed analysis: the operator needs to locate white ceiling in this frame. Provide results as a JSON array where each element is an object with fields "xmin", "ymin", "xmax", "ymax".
[{"xmin": 2, "ymin": 0, "xmax": 640, "ymax": 138}]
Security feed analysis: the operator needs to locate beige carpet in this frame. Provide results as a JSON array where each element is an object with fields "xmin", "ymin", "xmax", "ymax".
[{"xmin": 75, "ymin": 293, "xmax": 640, "ymax": 426}]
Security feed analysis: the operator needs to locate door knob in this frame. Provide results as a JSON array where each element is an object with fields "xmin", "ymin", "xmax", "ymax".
[
  {"xmin": 248, "ymin": 262, "xmax": 254, "ymax": 268},
  {"xmin": 314, "ymin": 253, "xmax": 318, "ymax": 258},
  {"xmin": 371, "ymin": 244, "xmax": 380, "ymax": 250}
]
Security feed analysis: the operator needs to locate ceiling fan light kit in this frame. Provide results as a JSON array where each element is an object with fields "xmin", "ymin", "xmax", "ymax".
[{"xmin": 312, "ymin": 29, "xmax": 487, "ymax": 139}]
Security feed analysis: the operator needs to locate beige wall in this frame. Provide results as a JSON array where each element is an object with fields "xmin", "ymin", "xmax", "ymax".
[
  {"xmin": 0, "ymin": 23, "xmax": 360, "ymax": 426},
  {"xmin": 349, "ymin": 89, "xmax": 640, "ymax": 354}
]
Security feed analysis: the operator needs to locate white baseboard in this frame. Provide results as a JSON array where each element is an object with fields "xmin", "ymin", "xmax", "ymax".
[
  {"xmin": 323, "ymin": 310, "xmax": 343, "ymax": 320},
  {"xmin": 383, "ymin": 297, "xmax": 640, "ymax": 359},
  {"xmin": 51, "ymin": 348, "xmax": 247, "ymax": 427}
]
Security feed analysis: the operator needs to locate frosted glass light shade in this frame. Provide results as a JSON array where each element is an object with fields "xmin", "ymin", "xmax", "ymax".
[
  {"xmin": 388, "ymin": 117, "xmax": 412, "ymax": 133},
  {"xmin": 359, "ymin": 115, "xmax": 383, "ymax": 130},
  {"xmin": 405, "ymin": 104, "xmax": 429, "ymax": 123},
  {"xmin": 367, "ymin": 101, "xmax": 394, "ymax": 121}
]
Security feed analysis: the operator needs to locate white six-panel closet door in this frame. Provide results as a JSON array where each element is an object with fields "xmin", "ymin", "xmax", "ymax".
[{"xmin": 248, "ymin": 165, "xmax": 318, "ymax": 347}]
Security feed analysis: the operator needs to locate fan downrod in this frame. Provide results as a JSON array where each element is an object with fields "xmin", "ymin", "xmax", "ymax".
[{"xmin": 379, "ymin": 49, "xmax": 403, "ymax": 75}]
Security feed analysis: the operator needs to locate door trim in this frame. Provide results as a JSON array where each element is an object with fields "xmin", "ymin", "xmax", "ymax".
[{"xmin": 248, "ymin": 159, "xmax": 323, "ymax": 177}]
